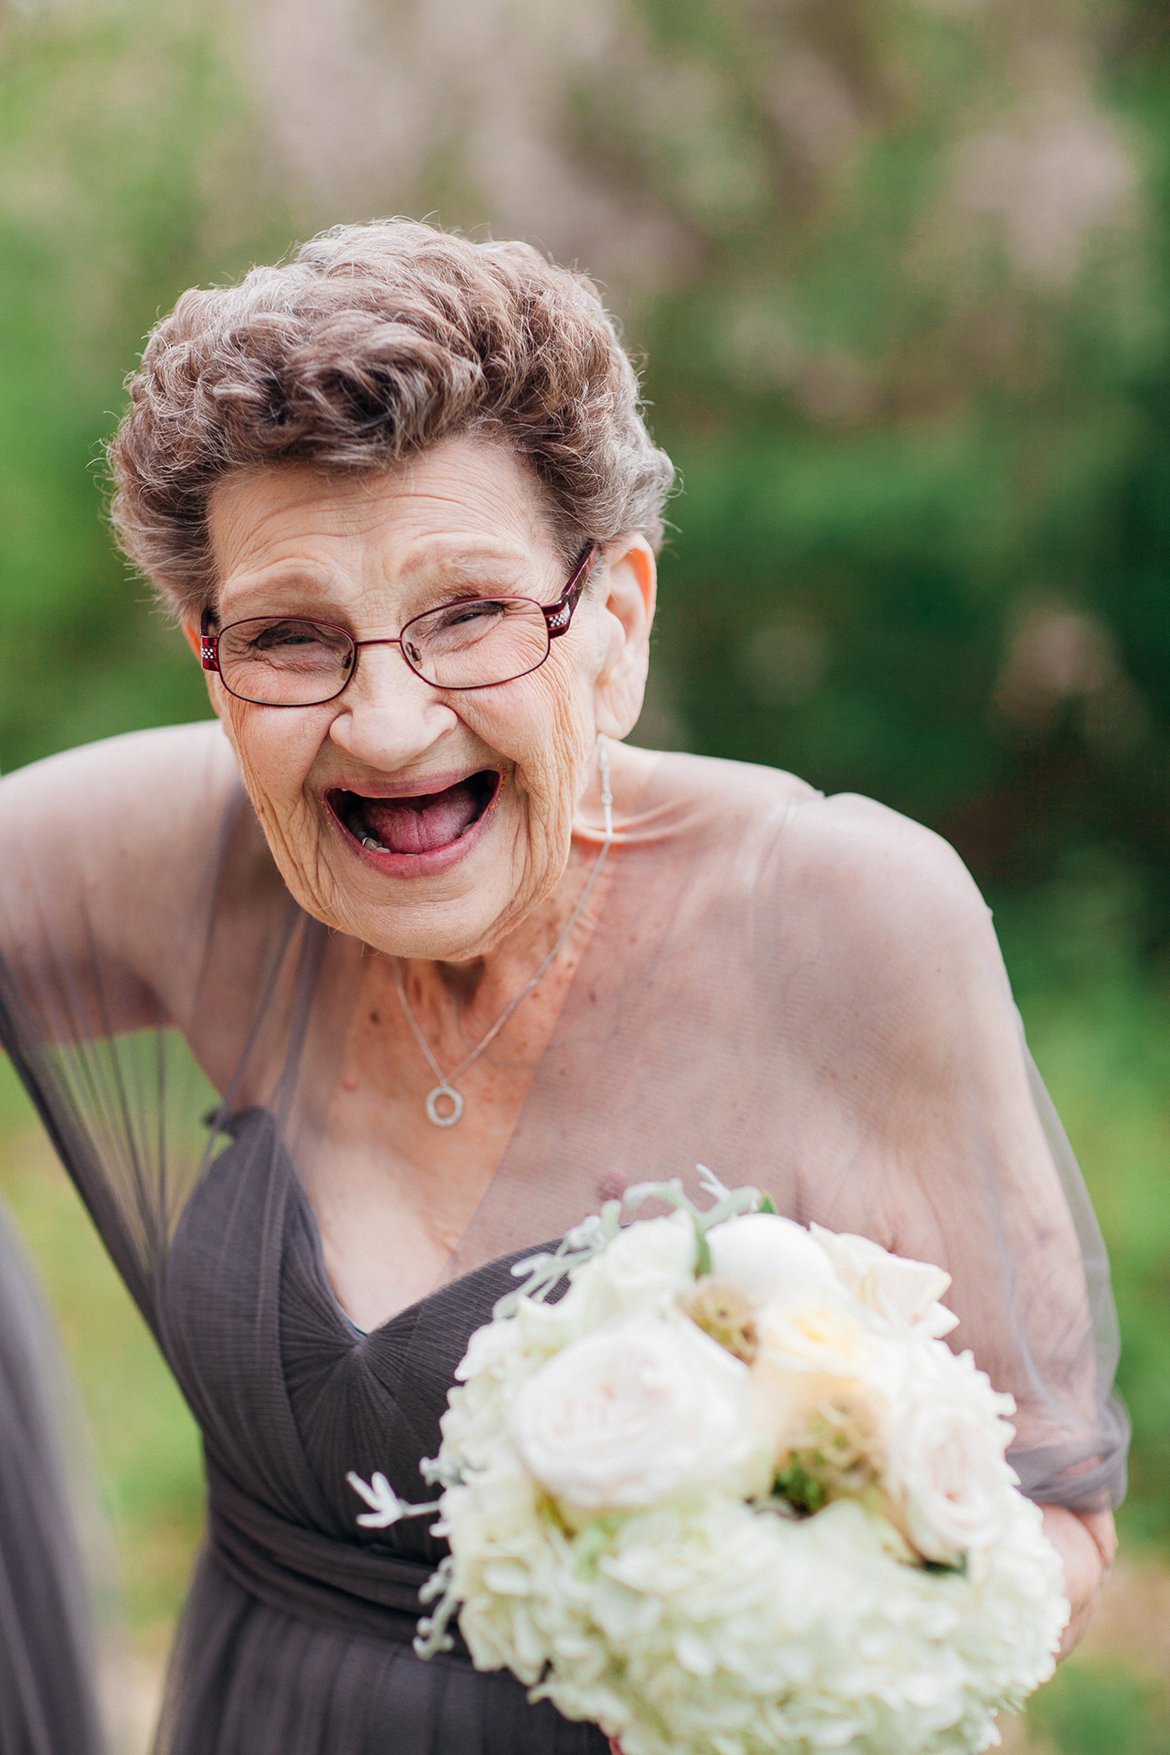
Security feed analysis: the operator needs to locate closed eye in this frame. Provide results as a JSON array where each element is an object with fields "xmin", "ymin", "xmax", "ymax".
[
  {"xmin": 430, "ymin": 599, "xmax": 511, "ymax": 630},
  {"xmin": 248, "ymin": 619, "xmax": 335, "ymax": 650}
]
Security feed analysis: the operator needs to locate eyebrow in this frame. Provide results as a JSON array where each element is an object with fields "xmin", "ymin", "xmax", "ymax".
[
  {"xmin": 216, "ymin": 568, "xmax": 335, "ymax": 621},
  {"xmin": 393, "ymin": 545, "xmax": 536, "ymax": 587},
  {"xmin": 216, "ymin": 551, "xmax": 539, "ymax": 623}
]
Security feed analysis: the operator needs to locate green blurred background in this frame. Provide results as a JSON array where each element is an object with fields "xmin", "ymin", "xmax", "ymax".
[{"xmin": 1, "ymin": 0, "xmax": 1168, "ymax": 1748}]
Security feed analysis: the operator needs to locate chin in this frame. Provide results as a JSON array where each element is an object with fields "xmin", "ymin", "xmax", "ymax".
[{"xmin": 313, "ymin": 881, "xmax": 528, "ymax": 965}]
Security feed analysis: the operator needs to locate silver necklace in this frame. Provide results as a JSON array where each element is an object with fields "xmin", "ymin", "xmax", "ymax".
[{"xmin": 392, "ymin": 740, "xmax": 615, "ymax": 1127}]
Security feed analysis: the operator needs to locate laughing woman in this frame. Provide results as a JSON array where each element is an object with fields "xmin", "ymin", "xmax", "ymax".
[{"xmin": 0, "ymin": 219, "xmax": 1125, "ymax": 1754}]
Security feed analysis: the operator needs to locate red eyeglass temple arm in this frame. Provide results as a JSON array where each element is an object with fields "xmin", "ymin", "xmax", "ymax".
[
  {"xmin": 199, "ymin": 611, "xmax": 219, "ymax": 673},
  {"xmin": 545, "ymin": 543, "xmax": 599, "ymax": 637}
]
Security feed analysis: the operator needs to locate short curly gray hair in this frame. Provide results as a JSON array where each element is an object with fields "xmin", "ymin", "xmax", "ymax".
[{"xmin": 107, "ymin": 219, "xmax": 676, "ymax": 619}]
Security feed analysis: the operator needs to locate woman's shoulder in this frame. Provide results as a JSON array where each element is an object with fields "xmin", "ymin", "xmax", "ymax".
[
  {"xmin": 2, "ymin": 717, "xmax": 233, "ymax": 788},
  {"xmin": 773, "ymin": 785, "xmax": 1008, "ymax": 1062},
  {"xmin": 781, "ymin": 786, "xmax": 993, "ymax": 955},
  {"xmin": 0, "ymin": 722, "xmax": 246, "ymax": 949},
  {"xmin": 646, "ymin": 747, "xmax": 995, "ymax": 965},
  {"xmin": 0, "ymin": 723, "xmax": 254, "ymax": 1030},
  {"xmin": 1, "ymin": 720, "xmax": 238, "ymax": 833},
  {"xmin": 637, "ymin": 746, "xmax": 819, "ymax": 831},
  {"xmin": 649, "ymin": 748, "xmax": 972, "ymax": 872}
]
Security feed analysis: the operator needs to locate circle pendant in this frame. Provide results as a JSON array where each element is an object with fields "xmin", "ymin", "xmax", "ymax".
[{"xmin": 425, "ymin": 1083, "xmax": 464, "ymax": 1128}]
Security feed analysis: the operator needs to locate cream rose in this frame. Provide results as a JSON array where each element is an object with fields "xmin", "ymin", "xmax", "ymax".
[
  {"xmin": 885, "ymin": 1389, "xmax": 1015, "ymax": 1564},
  {"xmin": 810, "ymin": 1224, "xmax": 959, "ymax": 1338},
  {"xmin": 509, "ymin": 1311, "xmax": 763, "ymax": 1510},
  {"xmin": 706, "ymin": 1213, "xmax": 838, "ymax": 1310},
  {"xmin": 748, "ymin": 1290, "xmax": 893, "ymax": 1461}
]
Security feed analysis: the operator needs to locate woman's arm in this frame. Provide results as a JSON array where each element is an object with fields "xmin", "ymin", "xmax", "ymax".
[{"xmin": 778, "ymin": 792, "xmax": 1127, "ymax": 1633}]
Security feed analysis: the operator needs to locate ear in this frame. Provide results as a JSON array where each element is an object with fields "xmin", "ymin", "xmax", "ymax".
[{"xmin": 592, "ymin": 534, "xmax": 657, "ymax": 741}]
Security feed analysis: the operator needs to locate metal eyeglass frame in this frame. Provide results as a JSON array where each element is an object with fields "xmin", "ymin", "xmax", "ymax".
[{"xmin": 199, "ymin": 542, "xmax": 600, "ymax": 706}]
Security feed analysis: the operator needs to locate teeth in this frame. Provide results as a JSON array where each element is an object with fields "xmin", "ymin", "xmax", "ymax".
[{"xmin": 360, "ymin": 833, "xmax": 387, "ymax": 852}]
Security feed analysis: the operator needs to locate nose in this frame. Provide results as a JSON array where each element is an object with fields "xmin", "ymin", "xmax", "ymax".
[{"xmin": 327, "ymin": 642, "xmax": 458, "ymax": 768}]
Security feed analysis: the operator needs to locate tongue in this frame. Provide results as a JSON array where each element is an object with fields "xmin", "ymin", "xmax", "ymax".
[{"xmin": 362, "ymin": 781, "xmax": 484, "ymax": 854}]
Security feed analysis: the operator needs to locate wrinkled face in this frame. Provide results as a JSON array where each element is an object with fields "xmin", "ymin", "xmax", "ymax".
[{"xmin": 202, "ymin": 436, "xmax": 636, "ymax": 961}]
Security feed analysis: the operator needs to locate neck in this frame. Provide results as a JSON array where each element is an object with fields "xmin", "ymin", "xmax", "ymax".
[{"xmin": 420, "ymin": 838, "xmax": 604, "ymax": 1014}]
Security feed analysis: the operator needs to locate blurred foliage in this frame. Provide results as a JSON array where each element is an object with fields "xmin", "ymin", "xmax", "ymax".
[
  {"xmin": 0, "ymin": 0, "xmax": 1166, "ymax": 957},
  {"xmin": 0, "ymin": 0, "xmax": 288, "ymax": 761},
  {"xmin": 611, "ymin": 1, "xmax": 1170, "ymax": 934},
  {"xmin": 1, "ymin": 0, "xmax": 1167, "ymax": 947},
  {"xmin": 1025, "ymin": 1660, "xmax": 1162, "ymax": 1755}
]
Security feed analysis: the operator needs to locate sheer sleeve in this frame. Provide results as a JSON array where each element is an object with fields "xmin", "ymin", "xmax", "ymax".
[
  {"xmin": 774, "ymin": 791, "xmax": 1128, "ymax": 1512},
  {"xmin": 0, "ymin": 722, "xmax": 297, "ymax": 1320}
]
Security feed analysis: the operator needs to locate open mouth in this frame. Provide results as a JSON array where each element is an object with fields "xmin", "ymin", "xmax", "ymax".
[{"xmin": 328, "ymin": 771, "xmax": 501, "ymax": 857}]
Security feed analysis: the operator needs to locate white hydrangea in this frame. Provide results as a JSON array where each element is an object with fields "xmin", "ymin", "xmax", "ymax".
[{"xmin": 440, "ymin": 1478, "xmax": 1064, "ymax": 1755}]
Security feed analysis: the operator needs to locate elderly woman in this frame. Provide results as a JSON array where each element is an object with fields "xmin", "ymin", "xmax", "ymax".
[{"xmin": 0, "ymin": 220, "xmax": 1124, "ymax": 1755}]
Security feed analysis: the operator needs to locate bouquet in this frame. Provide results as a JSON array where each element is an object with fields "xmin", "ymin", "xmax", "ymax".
[{"xmin": 348, "ymin": 1172, "xmax": 1068, "ymax": 1754}]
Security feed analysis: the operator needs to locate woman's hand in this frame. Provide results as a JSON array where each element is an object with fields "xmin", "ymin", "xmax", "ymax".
[{"xmin": 1043, "ymin": 1506, "xmax": 1117, "ymax": 1658}]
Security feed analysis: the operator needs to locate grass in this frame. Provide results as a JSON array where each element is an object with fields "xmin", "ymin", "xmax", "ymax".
[{"xmin": 1, "ymin": 953, "xmax": 1168, "ymax": 1752}]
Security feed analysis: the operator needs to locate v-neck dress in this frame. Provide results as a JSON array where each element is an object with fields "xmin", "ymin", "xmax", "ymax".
[
  {"xmin": 152, "ymin": 1106, "xmax": 605, "ymax": 1754},
  {"xmin": 0, "ymin": 723, "xmax": 1127, "ymax": 1754}
]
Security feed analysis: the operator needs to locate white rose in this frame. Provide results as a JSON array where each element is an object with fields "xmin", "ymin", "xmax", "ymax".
[
  {"xmin": 706, "ymin": 1213, "xmax": 839, "ymax": 1310},
  {"xmin": 885, "ymin": 1387, "xmax": 1016, "ymax": 1563},
  {"xmin": 810, "ymin": 1223, "xmax": 959, "ymax": 1338},
  {"xmin": 509, "ymin": 1310, "xmax": 764, "ymax": 1510}
]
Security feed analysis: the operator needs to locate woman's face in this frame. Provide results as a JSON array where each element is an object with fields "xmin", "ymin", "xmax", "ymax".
[{"xmin": 200, "ymin": 436, "xmax": 653, "ymax": 961}]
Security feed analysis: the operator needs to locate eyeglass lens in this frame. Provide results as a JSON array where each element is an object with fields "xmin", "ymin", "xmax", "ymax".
[{"xmin": 217, "ymin": 599, "xmax": 552, "ymax": 704}]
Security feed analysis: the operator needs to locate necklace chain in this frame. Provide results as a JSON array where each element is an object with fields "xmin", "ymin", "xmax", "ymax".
[{"xmin": 392, "ymin": 740, "xmax": 615, "ymax": 1126}]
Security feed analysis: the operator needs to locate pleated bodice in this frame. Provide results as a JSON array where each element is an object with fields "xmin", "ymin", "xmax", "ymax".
[{"xmin": 153, "ymin": 1107, "xmax": 605, "ymax": 1753}]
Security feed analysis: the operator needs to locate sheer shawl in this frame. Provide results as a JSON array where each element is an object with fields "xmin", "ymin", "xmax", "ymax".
[
  {"xmin": 0, "ymin": 720, "xmax": 1128, "ymax": 1750},
  {"xmin": 0, "ymin": 1199, "xmax": 109, "ymax": 1755}
]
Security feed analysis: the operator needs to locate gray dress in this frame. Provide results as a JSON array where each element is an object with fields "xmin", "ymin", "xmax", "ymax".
[{"xmin": 0, "ymin": 723, "xmax": 1128, "ymax": 1754}]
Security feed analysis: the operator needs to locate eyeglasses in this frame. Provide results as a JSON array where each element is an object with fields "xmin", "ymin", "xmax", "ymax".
[{"xmin": 200, "ymin": 543, "xmax": 599, "ymax": 707}]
